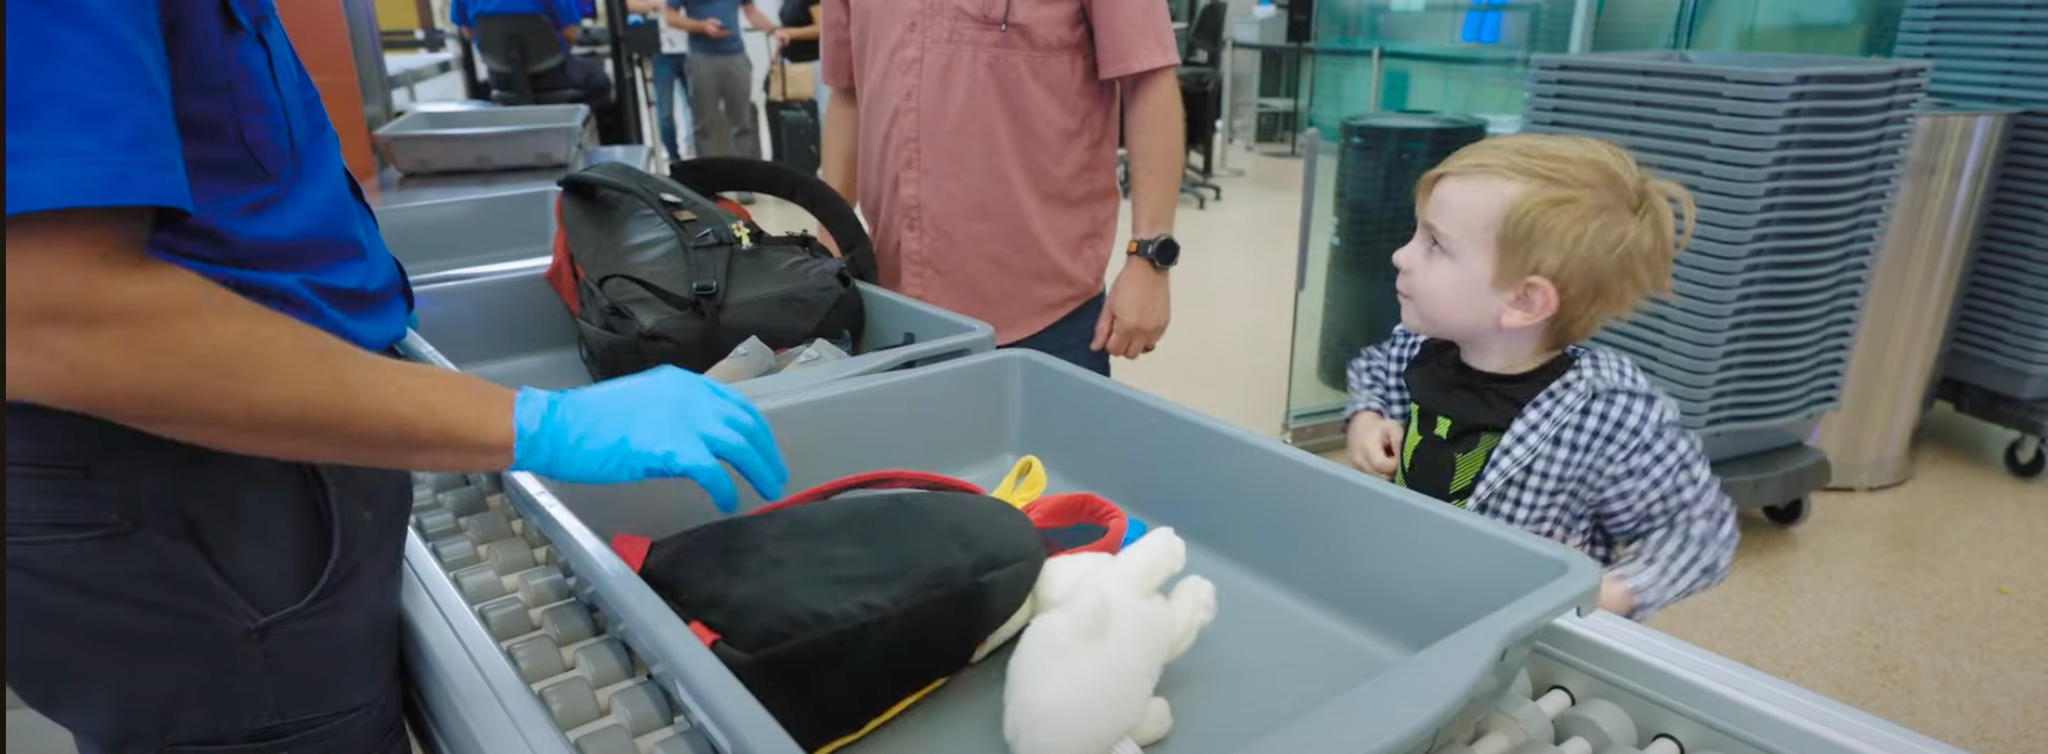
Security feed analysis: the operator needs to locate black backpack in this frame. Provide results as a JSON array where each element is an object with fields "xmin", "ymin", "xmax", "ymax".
[{"xmin": 544, "ymin": 158, "xmax": 877, "ymax": 380}]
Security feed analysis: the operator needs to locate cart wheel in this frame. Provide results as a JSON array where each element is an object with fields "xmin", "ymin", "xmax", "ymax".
[
  {"xmin": 1762, "ymin": 498, "xmax": 1809, "ymax": 527},
  {"xmin": 2005, "ymin": 437, "xmax": 2046, "ymax": 480}
]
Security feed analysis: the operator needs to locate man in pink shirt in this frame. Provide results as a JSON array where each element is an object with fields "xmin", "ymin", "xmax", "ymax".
[{"xmin": 819, "ymin": 0, "xmax": 1187, "ymax": 375}]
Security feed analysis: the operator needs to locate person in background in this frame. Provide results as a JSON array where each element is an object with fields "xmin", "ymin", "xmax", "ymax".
[
  {"xmin": 820, "ymin": 0, "xmax": 1186, "ymax": 376},
  {"xmin": 668, "ymin": 0, "xmax": 778, "ymax": 203},
  {"xmin": 1344, "ymin": 134, "xmax": 1738, "ymax": 620},
  {"xmin": 6, "ymin": 1, "xmax": 785, "ymax": 750},
  {"xmin": 771, "ymin": 0, "xmax": 825, "ymax": 115},
  {"xmin": 451, "ymin": 0, "xmax": 614, "ymax": 105},
  {"xmin": 632, "ymin": 0, "xmax": 693, "ymax": 161}
]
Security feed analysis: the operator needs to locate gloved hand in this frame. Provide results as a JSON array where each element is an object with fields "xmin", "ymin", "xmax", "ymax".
[{"xmin": 511, "ymin": 365, "xmax": 789, "ymax": 512}]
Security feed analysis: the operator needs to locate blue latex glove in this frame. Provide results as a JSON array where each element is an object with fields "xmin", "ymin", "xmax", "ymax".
[{"xmin": 510, "ymin": 366, "xmax": 790, "ymax": 511}]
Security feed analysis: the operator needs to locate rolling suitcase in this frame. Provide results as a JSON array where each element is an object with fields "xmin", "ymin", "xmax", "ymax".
[{"xmin": 766, "ymin": 61, "xmax": 821, "ymax": 174}]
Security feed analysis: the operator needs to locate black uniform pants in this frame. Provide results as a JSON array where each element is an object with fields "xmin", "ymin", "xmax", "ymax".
[{"xmin": 5, "ymin": 403, "xmax": 413, "ymax": 754}]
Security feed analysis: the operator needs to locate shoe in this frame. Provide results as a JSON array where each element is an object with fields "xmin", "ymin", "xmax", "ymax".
[{"xmin": 736, "ymin": 191, "xmax": 757, "ymax": 205}]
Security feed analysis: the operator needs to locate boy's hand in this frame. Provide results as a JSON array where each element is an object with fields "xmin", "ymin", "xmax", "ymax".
[
  {"xmin": 1598, "ymin": 574, "xmax": 1635, "ymax": 617},
  {"xmin": 1346, "ymin": 412, "xmax": 1403, "ymax": 480}
]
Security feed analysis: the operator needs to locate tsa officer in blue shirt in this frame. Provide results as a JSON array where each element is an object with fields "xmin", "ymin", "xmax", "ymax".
[
  {"xmin": 4, "ymin": 1, "xmax": 785, "ymax": 750},
  {"xmin": 451, "ymin": 0, "xmax": 615, "ymax": 104}
]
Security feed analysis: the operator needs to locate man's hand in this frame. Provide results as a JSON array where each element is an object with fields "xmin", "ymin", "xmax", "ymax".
[
  {"xmin": 510, "ymin": 366, "xmax": 788, "ymax": 512},
  {"xmin": 1092, "ymin": 263, "xmax": 1170, "ymax": 359},
  {"xmin": 1346, "ymin": 412, "xmax": 1403, "ymax": 480},
  {"xmin": 700, "ymin": 17, "xmax": 729, "ymax": 38},
  {"xmin": 1598, "ymin": 574, "xmax": 1636, "ymax": 617}
]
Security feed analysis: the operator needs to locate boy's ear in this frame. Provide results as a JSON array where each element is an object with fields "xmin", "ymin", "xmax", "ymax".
[{"xmin": 1500, "ymin": 275, "xmax": 1560, "ymax": 331}]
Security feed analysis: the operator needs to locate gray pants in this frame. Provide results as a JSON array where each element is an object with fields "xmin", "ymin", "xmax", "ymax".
[{"xmin": 687, "ymin": 52, "xmax": 762, "ymax": 160}]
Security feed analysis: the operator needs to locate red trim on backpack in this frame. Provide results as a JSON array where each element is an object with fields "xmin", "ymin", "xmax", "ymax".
[
  {"xmin": 1021, "ymin": 493, "xmax": 1128, "ymax": 556},
  {"xmin": 688, "ymin": 620, "xmax": 723, "ymax": 646},
  {"xmin": 715, "ymin": 198, "xmax": 754, "ymax": 223},
  {"xmin": 753, "ymin": 471, "xmax": 984, "ymax": 515},
  {"xmin": 610, "ymin": 533, "xmax": 654, "ymax": 573},
  {"xmin": 544, "ymin": 194, "xmax": 583, "ymax": 314}
]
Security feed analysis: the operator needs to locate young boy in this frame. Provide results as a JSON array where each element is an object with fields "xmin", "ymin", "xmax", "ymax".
[{"xmin": 1344, "ymin": 134, "xmax": 1737, "ymax": 620}]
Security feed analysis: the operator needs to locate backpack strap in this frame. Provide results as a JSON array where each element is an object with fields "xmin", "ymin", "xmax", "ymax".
[{"xmin": 668, "ymin": 157, "xmax": 879, "ymax": 284}]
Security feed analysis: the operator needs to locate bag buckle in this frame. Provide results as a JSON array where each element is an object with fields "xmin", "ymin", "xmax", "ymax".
[{"xmin": 691, "ymin": 281, "xmax": 720, "ymax": 298}]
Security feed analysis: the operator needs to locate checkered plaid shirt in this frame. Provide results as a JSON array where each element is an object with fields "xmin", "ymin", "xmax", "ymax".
[{"xmin": 1346, "ymin": 326, "xmax": 1738, "ymax": 619}]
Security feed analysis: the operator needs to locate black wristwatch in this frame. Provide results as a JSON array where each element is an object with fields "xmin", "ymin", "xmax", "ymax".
[{"xmin": 1127, "ymin": 235, "xmax": 1181, "ymax": 271}]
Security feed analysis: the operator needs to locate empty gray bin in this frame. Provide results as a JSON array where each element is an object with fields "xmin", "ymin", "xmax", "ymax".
[
  {"xmin": 375, "ymin": 188, "xmax": 558, "ymax": 284},
  {"xmin": 461, "ymin": 350, "xmax": 1600, "ymax": 753},
  {"xmin": 375, "ymin": 105, "xmax": 595, "ymax": 175},
  {"xmin": 1530, "ymin": 51, "xmax": 1930, "ymax": 86},
  {"xmin": 410, "ymin": 266, "xmax": 996, "ymax": 398}
]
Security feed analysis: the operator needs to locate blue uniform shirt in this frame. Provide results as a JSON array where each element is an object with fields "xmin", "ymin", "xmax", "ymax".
[
  {"xmin": 451, "ymin": 0, "xmax": 588, "ymax": 30},
  {"xmin": 6, "ymin": 0, "xmax": 412, "ymax": 352},
  {"xmin": 672, "ymin": 0, "xmax": 752, "ymax": 55}
]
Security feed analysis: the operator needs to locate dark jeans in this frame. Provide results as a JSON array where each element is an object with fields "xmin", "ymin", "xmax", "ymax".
[
  {"xmin": 652, "ymin": 53, "xmax": 691, "ymax": 161},
  {"xmin": 5, "ymin": 403, "xmax": 413, "ymax": 754},
  {"xmin": 1005, "ymin": 293, "xmax": 1111, "ymax": 377}
]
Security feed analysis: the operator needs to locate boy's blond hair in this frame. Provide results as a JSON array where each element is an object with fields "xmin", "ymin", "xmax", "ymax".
[{"xmin": 1416, "ymin": 134, "xmax": 1697, "ymax": 346}]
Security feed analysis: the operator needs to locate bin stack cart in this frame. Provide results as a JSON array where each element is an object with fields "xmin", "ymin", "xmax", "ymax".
[
  {"xmin": 1891, "ymin": 0, "xmax": 2048, "ymax": 480},
  {"xmin": 1520, "ymin": 51, "xmax": 1931, "ymax": 524}
]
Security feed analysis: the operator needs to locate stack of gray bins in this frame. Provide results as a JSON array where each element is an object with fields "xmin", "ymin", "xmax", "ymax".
[
  {"xmin": 1894, "ymin": 2, "xmax": 2048, "ymax": 407},
  {"xmin": 1523, "ymin": 51, "xmax": 1930, "ymax": 522}
]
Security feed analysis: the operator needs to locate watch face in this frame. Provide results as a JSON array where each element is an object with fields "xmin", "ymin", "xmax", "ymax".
[{"xmin": 1153, "ymin": 236, "xmax": 1181, "ymax": 267}]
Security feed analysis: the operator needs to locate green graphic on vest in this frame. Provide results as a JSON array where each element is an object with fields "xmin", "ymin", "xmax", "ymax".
[{"xmin": 1393, "ymin": 402, "xmax": 1503, "ymax": 508}]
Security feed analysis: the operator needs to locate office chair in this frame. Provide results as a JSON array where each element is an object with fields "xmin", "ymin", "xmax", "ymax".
[{"xmin": 475, "ymin": 14, "xmax": 598, "ymax": 106}]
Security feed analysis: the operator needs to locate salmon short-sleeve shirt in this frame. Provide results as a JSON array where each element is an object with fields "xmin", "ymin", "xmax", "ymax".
[{"xmin": 821, "ymin": 0, "xmax": 1180, "ymax": 343}]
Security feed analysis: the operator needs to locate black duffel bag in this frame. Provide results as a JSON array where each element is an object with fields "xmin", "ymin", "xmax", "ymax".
[{"xmin": 544, "ymin": 158, "xmax": 877, "ymax": 380}]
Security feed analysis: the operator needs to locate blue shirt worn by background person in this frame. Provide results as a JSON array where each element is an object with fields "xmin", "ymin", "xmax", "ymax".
[
  {"xmin": 450, "ymin": 0, "xmax": 585, "ymax": 31},
  {"xmin": 671, "ymin": 0, "xmax": 751, "ymax": 55},
  {"xmin": 5, "ymin": 0, "xmax": 411, "ymax": 353}
]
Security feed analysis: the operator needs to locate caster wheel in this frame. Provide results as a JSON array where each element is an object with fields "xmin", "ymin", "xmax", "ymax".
[
  {"xmin": 1762, "ymin": 498, "xmax": 1809, "ymax": 527},
  {"xmin": 2005, "ymin": 437, "xmax": 2045, "ymax": 480}
]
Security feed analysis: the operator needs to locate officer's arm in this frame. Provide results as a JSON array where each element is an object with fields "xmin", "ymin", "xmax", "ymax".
[{"xmin": 5, "ymin": 207, "xmax": 519, "ymax": 472}]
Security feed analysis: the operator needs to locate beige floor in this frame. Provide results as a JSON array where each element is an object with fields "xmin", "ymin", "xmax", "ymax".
[{"xmin": 760, "ymin": 148, "xmax": 2048, "ymax": 753}]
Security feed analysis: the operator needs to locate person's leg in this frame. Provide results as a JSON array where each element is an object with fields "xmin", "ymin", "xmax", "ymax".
[
  {"xmin": 652, "ymin": 54, "xmax": 681, "ymax": 160},
  {"xmin": 1002, "ymin": 294, "xmax": 1111, "ymax": 376},
  {"xmin": 814, "ymin": 80, "xmax": 831, "ymax": 122},
  {"xmin": 721, "ymin": 54, "xmax": 763, "ymax": 161},
  {"xmin": 687, "ymin": 54, "xmax": 728, "ymax": 157},
  {"xmin": 5, "ymin": 404, "xmax": 413, "ymax": 754}
]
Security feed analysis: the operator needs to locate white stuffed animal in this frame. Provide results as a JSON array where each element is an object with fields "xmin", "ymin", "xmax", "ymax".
[{"xmin": 1002, "ymin": 527, "xmax": 1219, "ymax": 754}]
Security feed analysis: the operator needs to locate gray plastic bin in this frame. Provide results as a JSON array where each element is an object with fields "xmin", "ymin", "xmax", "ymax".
[
  {"xmin": 374, "ymin": 105, "xmax": 594, "ymax": 175},
  {"xmin": 1523, "ymin": 123, "xmax": 1912, "ymax": 169},
  {"xmin": 1524, "ymin": 110, "xmax": 1914, "ymax": 150},
  {"xmin": 1527, "ymin": 69, "xmax": 1927, "ymax": 103},
  {"xmin": 410, "ymin": 265, "xmax": 996, "ymax": 398},
  {"xmin": 1632, "ymin": 153, "xmax": 1906, "ymax": 193},
  {"xmin": 1946, "ymin": 348, "xmax": 2048, "ymax": 400},
  {"xmin": 405, "ymin": 349, "xmax": 1601, "ymax": 753},
  {"xmin": 375, "ymin": 188, "xmax": 558, "ymax": 284},
  {"xmin": 1526, "ymin": 83, "xmax": 1923, "ymax": 121},
  {"xmin": 1530, "ymin": 51, "xmax": 1930, "ymax": 86}
]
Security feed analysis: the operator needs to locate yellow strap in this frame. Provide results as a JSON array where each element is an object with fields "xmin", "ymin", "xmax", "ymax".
[
  {"xmin": 812, "ymin": 677, "xmax": 951, "ymax": 754},
  {"xmin": 989, "ymin": 455, "xmax": 1048, "ymax": 508}
]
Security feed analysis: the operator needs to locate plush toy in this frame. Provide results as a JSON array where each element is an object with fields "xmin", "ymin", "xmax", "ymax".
[{"xmin": 1002, "ymin": 528, "xmax": 1219, "ymax": 754}]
